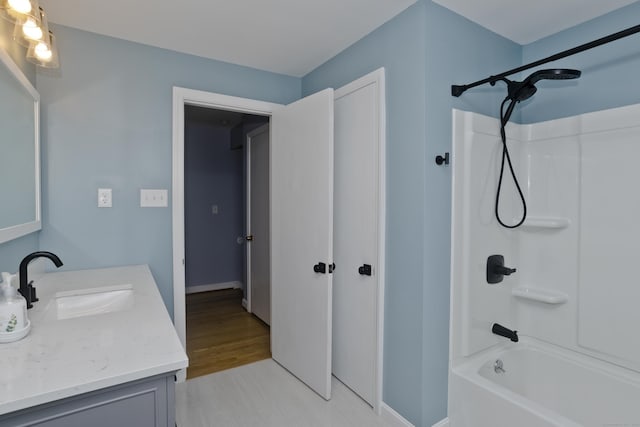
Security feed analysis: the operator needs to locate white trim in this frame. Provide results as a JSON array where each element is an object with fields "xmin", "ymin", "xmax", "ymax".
[
  {"xmin": 245, "ymin": 131, "xmax": 252, "ymax": 314},
  {"xmin": 245, "ymin": 123, "xmax": 271, "ymax": 316},
  {"xmin": 0, "ymin": 47, "xmax": 41, "ymax": 245},
  {"xmin": 241, "ymin": 298, "xmax": 247, "ymax": 309},
  {"xmin": 172, "ymin": 86, "xmax": 281, "ymax": 382},
  {"xmin": 432, "ymin": 418, "xmax": 450, "ymax": 427},
  {"xmin": 334, "ymin": 67, "xmax": 387, "ymax": 414},
  {"xmin": 185, "ymin": 281, "xmax": 242, "ymax": 294},
  {"xmin": 380, "ymin": 402, "xmax": 415, "ymax": 427}
]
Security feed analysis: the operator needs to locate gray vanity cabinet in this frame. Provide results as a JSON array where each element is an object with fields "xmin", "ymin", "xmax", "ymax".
[{"xmin": 0, "ymin": 373, "xmax": 176, "ymax": 427}]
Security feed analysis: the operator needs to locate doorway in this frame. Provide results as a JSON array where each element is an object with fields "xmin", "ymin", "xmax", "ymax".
[
  {"xmin": 172, "ymin": 88, "xmax": 280, "ymax": 383},
  {"xmin": 180, "ymin": 99, "xmax": 273, "ymax": 379}
]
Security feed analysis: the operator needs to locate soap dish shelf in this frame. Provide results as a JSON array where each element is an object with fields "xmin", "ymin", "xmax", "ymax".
[
  {"xmin": 520, "ymin": 217, "xmax": 570, "ymax": 230},
  {"xmin": 512, "ymin": 287, "xmax": 568, "ymax": 304}
]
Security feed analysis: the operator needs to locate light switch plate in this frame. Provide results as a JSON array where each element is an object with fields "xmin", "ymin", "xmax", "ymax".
[
  {"xmin": 140, "ymin": 189, "xmax": 168, "ymax": 207},
  {"xmin": 98, "ymin": 188, "xmax": 112, "ymax": 208}
]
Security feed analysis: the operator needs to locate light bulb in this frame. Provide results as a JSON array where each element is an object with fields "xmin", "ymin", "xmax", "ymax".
[
  {"xmin": 7, "ymin": 0, "xmax": 32, "ymax": 14},
  {"xmin": 21, "ymin": 17, "xmax": 42, "ymax": 41},
  {"xmin": 34, "ymin": 41, "xmax": 52, "ymax": 61}
]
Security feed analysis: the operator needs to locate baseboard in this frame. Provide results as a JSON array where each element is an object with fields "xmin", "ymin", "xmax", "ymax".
[
  {"xmin": 241, "ymin": 298, "xmax": 247, "ymax": 309},
  {"xmin": 432, "ymin": 418, "xmax": 450, "ymax": 427},
  {"xmin": 185, "ymin": 281, "xmax": 242, "ymax": 294},
  {"xmin": 380, "ymin": 403, "xmax": 414, "ymax": 427}
]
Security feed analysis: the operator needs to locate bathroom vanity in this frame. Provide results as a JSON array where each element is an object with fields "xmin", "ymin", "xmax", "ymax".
[{"xmin": 0, "ymin": 265, "xmax": 188, "ymax": 426}]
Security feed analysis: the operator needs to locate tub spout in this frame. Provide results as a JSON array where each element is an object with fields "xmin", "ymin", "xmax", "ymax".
[{"xmin": 492, "ymin": 323, "xmax": 519, "ymax": 342}]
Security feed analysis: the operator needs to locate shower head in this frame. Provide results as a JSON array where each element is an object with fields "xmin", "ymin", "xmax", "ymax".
[
  {"xmin": 506, "ymin": 68, "xmax": 581, "ymax": 102},
  {"xmin": 525, "ymin": 68, "xmax": 581, "ymax": 84}
]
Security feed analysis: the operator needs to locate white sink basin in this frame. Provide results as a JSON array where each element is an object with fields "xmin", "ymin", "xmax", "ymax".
[{"xmin": 55, "ymin": 284, "xmax": 134, "ymax": 320}]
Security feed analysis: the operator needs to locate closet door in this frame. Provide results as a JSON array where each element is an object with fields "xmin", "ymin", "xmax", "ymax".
[
  {"xmin": 332, "ymin": 70, "xmax": 384, "ymax": 408},
  {"xmin": 270, "ymin": 88, "xmax": 335, "ymax": 400}
]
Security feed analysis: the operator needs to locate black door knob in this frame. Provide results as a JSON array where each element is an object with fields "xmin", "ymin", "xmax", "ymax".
[
  {"xmin": 313, "ymin": 262, "xmax": 326, "ymax": 274},
  {"xmin": 358, "ymin": 264, "xmax": 372, "ymax": 276}
]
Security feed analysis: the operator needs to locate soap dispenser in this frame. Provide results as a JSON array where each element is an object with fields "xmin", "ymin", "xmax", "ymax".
[{"xmin": 0, "ymin": 272, "xmax": 30, "ymax": 342}]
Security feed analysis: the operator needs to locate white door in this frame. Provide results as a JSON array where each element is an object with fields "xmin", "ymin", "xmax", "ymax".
[
  {"xmin": 247, "ymin": 124, "xmax": 271, "ymax": 325},
  {"xmin": 271, "ymin": 88, "xmax": 335, "ymax": 400},
  {"xmin": 332, "ymin": 71, "xmax": 385, "ymax": 407}
]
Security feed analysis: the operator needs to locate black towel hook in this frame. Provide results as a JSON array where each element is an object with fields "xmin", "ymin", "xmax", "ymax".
[{"xmin": 435, "ymin": 152, "xmax": 449, "ymax": 166}]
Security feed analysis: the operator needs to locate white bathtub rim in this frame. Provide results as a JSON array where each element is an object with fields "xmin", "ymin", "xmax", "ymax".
[
  {"xmin": 452, "ymin": 336, "xmax": 640, "ymax": 388},
  {"xmin": 450, "ymin": 337, "xmax": 640, "ymax": 427},
  {"xmin": 451, "ymin": 348, "xmax": 580, "ymax": 427}
]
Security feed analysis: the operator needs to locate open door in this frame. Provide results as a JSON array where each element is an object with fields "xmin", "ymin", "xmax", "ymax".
[{"xmin": 270, "ymin": 88, "xmax": 334, "ymax": 400}]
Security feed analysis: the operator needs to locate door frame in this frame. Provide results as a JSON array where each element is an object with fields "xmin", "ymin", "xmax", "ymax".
[
  {"xmin": 245, "ymin": 123, "xmax": 270, "ymax": 315},
  {"xmin": 172, "ymin": 87, "xmax": 281, "ymax": 382}
]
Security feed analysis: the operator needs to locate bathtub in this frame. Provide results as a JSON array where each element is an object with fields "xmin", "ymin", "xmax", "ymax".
[{"xmin": 448, "ymin": 338, "xmax": 640, "ymax": 427}]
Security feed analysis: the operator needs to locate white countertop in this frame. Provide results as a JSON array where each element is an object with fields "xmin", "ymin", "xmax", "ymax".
[{"xmin": 0, "ymin": 265, "xmax": 188, "ymax": 415}]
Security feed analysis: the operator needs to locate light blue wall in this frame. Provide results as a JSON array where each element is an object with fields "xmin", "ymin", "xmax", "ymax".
[
  {"xmin": 36, "ymin": 24, "xmax": 300, "ymax": 316},
  {"xmin": 303, "ymin": 1, "xmax": 520, "ymax": 425},
  {"xmin": 0, "ymin": 235, "xmax": 38, "ymax": 274},
  {"xmin": 0, "ymin": 19, "xmax": 39, "ymax": 273},
  {"xmin": 521, "ymin": 2, "xmax": 640, "ymax": 123},
  {"xmin": 185, "ymin": 123, "xmax": 244, "ymax": 287}
]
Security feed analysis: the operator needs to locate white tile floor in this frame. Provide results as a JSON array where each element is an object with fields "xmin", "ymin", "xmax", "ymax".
[{"xmin": 176, "ymin": 359, "xmax": 392, "ymax": 427}]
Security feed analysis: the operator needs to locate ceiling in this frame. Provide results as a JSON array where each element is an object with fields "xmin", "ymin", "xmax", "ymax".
[
  {"xmin": 432, "ymin": 0, "xmax": 639, "ymax": 45},
  {"xmin": 38, "ymin": 0, "xmax": 416, "ymax": 77},
  {"xmin": 38, "ymin": 0, "xmax": 639, "ymax": 77}
]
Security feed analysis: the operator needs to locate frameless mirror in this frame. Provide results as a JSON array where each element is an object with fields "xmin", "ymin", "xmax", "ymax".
[{"xmin": 0, "ymin": 47, "xmax": 40, "ymax": 243}]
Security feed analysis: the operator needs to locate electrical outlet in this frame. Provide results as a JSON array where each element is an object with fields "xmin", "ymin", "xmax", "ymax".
[
  {"xmin": 140, "ymin": 189, "xmax": 168, "ymax": 207},
  {"xmin": 98, "ymin": 188, "xmax": 112, "ymax": 208},
  {"xmin": 212, "ymin": 205, "xmax": 219, "ymax": 215}
]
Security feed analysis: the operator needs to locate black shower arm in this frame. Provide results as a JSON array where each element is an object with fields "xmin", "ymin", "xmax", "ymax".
[{"xmin": 451, "ymin": 23, "xmax": 640, "ymax": 97}]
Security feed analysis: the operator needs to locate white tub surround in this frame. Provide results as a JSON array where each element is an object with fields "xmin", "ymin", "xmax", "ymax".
[
  {"xmin": 0, "ymin": 265, "xmax": 188, "ymax": 415},
  {"xmin": 448, "ymin": 104, "xmax": 640, "ymax": 426}
]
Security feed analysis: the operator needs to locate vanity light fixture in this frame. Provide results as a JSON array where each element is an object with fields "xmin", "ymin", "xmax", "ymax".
[
  {"xmin": 1, "ymin": 0, "xmax": 59, "ymax": 69},
  {"xmin": 13, "ymin": 6, "xmax": 48, "ymax": 46},
  {"xmin": 0, "ymin": 0, "xmax": 39, "ymax": 23},
  {"xmin": 26, "ymin": 29, "xmax": 58, "ymax": 68}
]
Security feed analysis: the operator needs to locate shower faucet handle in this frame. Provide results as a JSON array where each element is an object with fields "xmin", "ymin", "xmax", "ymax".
[
  {"xmin": 494, "ymin": 265, "xmax": 516, "ymax": 276},
  {"xmin": 487, "ymin": 255, "xmax": 516, "ymax": 284}
]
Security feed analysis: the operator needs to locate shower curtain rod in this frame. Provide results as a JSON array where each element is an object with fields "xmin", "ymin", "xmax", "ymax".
[{"xmin": 451, "ymin": 23, "xmax": 640, "ymax": 97}]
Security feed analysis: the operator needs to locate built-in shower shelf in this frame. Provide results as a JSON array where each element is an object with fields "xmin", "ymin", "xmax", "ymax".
[
  {"xmin": 521, "ymin": 217, "xmax": 570, "ymax": 229},
  {"xmin": 512, "ymin": 287, "xmax": 568, "ymax": 304}
]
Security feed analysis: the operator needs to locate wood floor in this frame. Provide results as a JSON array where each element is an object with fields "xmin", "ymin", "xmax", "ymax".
[{"xmin": 186, "ymin": 288, "xmax": 271, "ymax": 379}]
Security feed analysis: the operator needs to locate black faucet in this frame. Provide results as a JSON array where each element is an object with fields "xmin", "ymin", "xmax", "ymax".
[
  {"xmin": 492, "ymin": 323, "xmax": 519, "ymax": 342},
  {"xmin": 19, "ymin": 251, "xmax": 63, "ymax": 309}
]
